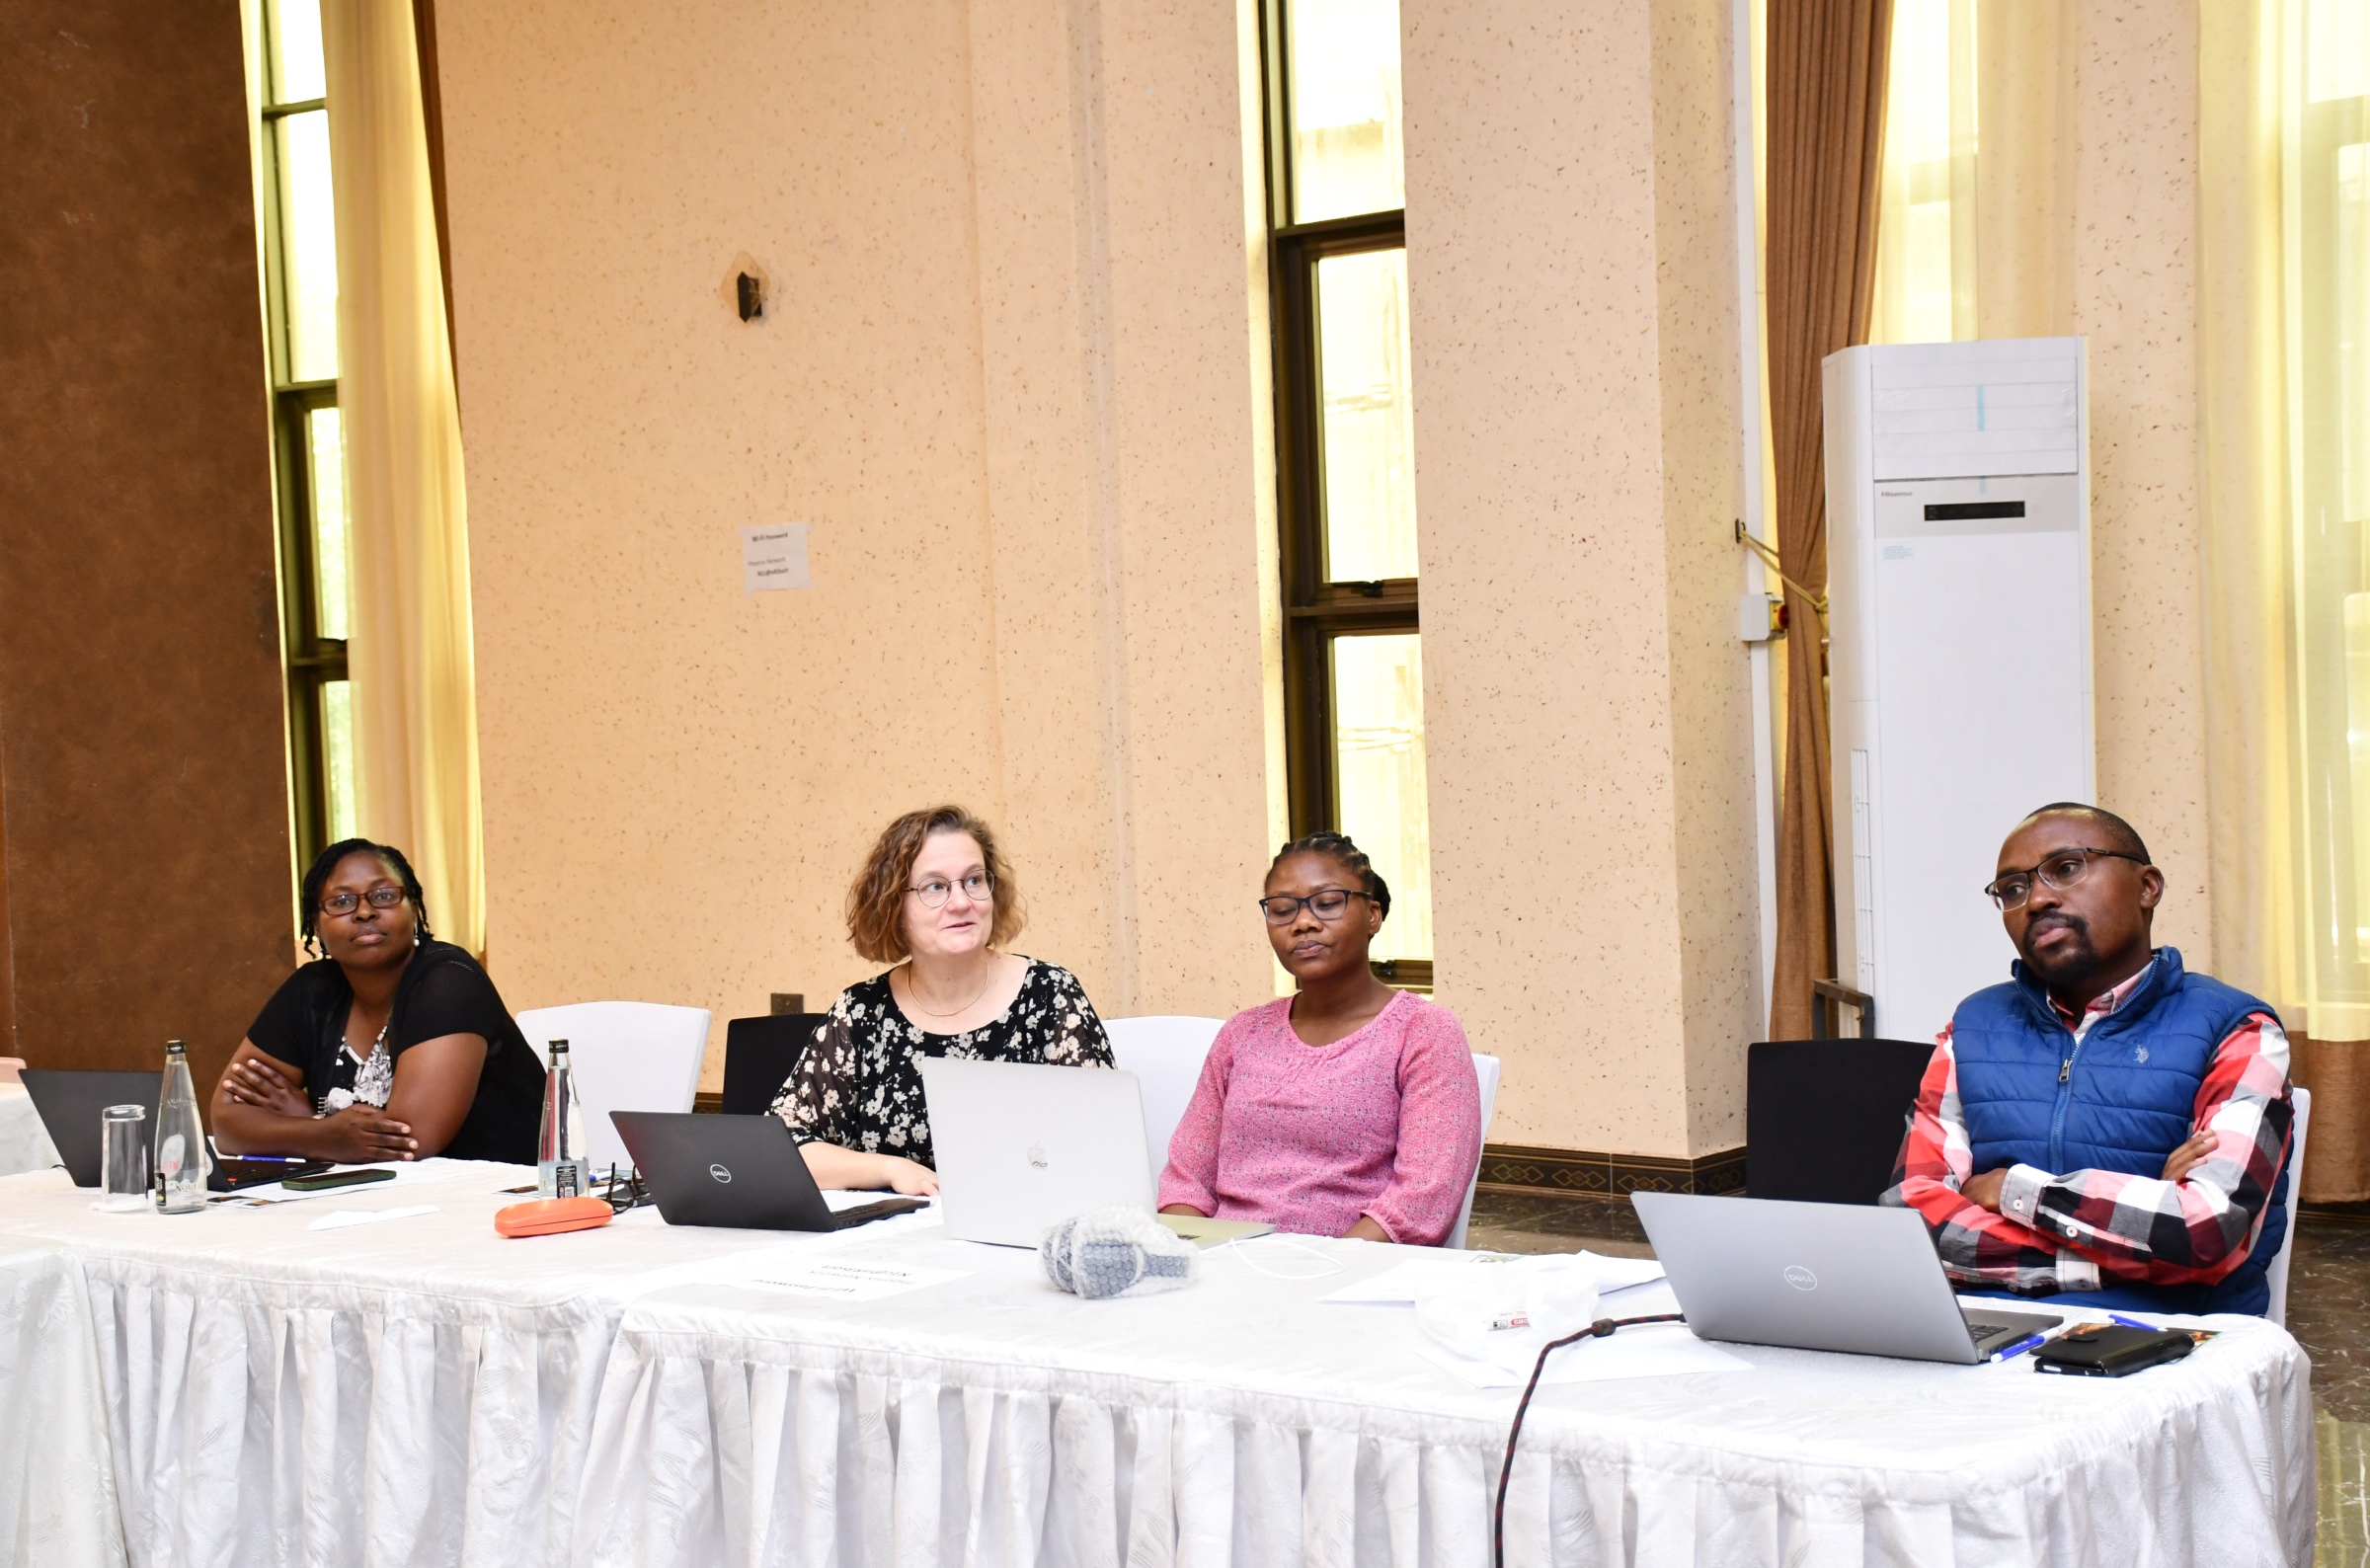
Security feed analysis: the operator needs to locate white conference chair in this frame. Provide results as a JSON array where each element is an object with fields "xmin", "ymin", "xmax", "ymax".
[
  {"xmin": 2264, "ymin": 1085, "xmax": 2313, "ymax": 1328},
  {"xmin": 1448, "ymin": 1053, "xmax": 1503, "ymax": 1251},
  {"xmin": 514, "ymin": 1001, "xmax": 713, "ymax": 1172},
  {"xmin": 1104, "ymin": 1015, "xmax": 1224, "ymax": 1176}
]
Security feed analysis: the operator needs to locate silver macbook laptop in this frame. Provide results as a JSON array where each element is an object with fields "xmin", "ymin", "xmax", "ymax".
[
  {"xmin": 1631, "ymin": 1191, "xmax": 2062, "ymax": 1364},
  {"xmin": 918, "ymin": 1059, "xmax": 1155, "ymax": 1247}
]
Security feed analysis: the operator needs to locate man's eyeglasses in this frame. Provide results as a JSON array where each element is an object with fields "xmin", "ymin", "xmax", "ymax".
[
  {"xmin": 1257, "ymin": 890, "xmax": 1379, "ymax": 925},
  {"xmin": 320, "ymin": 887, "xmax": 407, "ymax": 917},
  {"xmin": 907, "ymin": 873, "xmax": 992, "ymax": 908},
  {"xmin": 1983, "ymin": 848, "xmax": 2147, "ymax": 911}
]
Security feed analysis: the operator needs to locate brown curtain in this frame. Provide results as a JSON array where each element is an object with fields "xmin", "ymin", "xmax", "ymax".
[{"xmin": 1764, "ymin": 0, "xmax": 1893, "ymax": 1040}]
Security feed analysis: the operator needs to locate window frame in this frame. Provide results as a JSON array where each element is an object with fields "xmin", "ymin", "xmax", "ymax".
[
  {"xmin": 1258, "ymin": 0, "xmax": 1429, "ymax": 988},
  {"xmin": 256, "ymin": 30, "xmax": 348, "ymax": 878}
]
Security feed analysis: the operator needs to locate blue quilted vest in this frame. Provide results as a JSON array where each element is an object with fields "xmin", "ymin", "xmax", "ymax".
[{"xmin": 1948, "ymin": 947, "xmax": 2288, "ymax": 1316}]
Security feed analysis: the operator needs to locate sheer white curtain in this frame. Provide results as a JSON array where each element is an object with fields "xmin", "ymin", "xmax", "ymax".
[
  {"xmin": 2201, "ymin": 0, "xmax": 2370, "ymax": 1200},
  {"xmin": 1868, "ymin": 0, "xmax": 2072, "ymax": 345},
  {"xmin": 319, "ymin": 0, "xmax": 484, "ymax": 955}
]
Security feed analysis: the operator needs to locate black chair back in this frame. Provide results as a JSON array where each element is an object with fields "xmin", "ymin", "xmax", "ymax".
[
  {"xmin": 721, "ymin": 1013, "xmax": 824, "ymax": 1116},
  {"xmin": 1746, "ymin": 1038, "xmax": 1937, "ymax": 1205}
]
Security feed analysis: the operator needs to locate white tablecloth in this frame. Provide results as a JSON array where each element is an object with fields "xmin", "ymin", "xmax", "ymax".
[
  {"xmin": 0, "ymin": 1165, "xmax": 2320, "ymax": 1568},
  {"xmin": 0, "ymin": 1238, "xmax": 124, "ymax": 1568},
  {"xmin": 0, "ymin": 1084, "xmax": 60, "ymax": 1178}
]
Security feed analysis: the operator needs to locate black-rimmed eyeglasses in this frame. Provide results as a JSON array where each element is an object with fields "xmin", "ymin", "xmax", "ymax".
[
  {"xmin": 321, "ymin": 887, "xmax": 406, "ymax": 917},
  {"xmin": 1983, "ymin": 848, "xmax": 2147, "ymax": 911},
  {"xmin": 1257, "ymin": 890, "xmax": 1379, "ymax": 925}
]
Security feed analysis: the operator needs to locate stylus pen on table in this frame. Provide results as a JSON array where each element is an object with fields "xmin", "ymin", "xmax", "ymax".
[
  {"xmin": 1990, "ymin": 1333, "xmax": 2052, "ymax": 1364},
  {"xmin": 2106, "ymin": 1313, "xmax": 2159, "ymax": 1330},
  {"xmin": 216, "ymin": 1153, "xmax": 312, "ymax": 1163}
]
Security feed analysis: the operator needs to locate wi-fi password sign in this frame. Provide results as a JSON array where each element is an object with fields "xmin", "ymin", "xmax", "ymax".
[{"xmin": 742, "ymin": 523, "xmax": 811, "ymax": 593}]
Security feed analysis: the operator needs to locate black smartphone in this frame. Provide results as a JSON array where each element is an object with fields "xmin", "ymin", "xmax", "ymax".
[
  {"xmin": 281, "ymin": 1167, "xmax": 399, "ymax": 1193},
  {"xmin": 2031, "ymin": 1324, "xmax": 2197, "ymax": 1377},
  {"xmin": 207, "ymin": 1158, "xmax": 332, "ymax": 1193}
]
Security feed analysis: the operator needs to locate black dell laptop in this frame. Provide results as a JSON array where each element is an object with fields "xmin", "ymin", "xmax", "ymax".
[
  {"xmin": 22, "ymin": 1069, "xmax": 163, "ymax": 1187},
  {"xmin": 609, "ymin": 1111, "xmax": 926, "ymax": 1231}
]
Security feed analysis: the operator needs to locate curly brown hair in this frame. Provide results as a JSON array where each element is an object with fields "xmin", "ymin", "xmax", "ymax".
[{"xmin": 845, "ymin": 806, "xmax": 1026, "ymax": 963}]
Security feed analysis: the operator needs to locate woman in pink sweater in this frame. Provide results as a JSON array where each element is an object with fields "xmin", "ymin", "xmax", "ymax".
[{"xmin": 1157, "ymin": 832, "xmax": 1482, "ymax": 1246}]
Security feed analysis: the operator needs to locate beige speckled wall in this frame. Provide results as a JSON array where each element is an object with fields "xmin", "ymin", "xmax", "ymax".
[
  {"xmin": 1402, "ymin": 0, "xmax": 1760, "ymax": 1155},
  {"xmin": 2070, "ymin": 0, "xmax": 2213, "ymax": 966},
  {"xmin": 435, "ymin": 0, "xmax": 1277, "ymax": 1087},
  {"xmin": 430, "ymin": 0, "xmax": 2218, "ymax": 1157}
]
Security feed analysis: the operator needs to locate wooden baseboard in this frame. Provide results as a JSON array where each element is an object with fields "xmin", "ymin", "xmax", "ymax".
[
  {"xmin": 692, "ymin": 1090, "xmax": 723, "ymax": 1114},
  {"xmin": 1476, "ymin": 1142, "xmax": 1746, "ymax": 1199}
]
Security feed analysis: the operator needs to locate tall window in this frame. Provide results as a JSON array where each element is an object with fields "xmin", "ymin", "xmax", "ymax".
[
  {"xmin": 2295, "ymin": 0, "xmax": 2370, "ymax": 1017},
  {"xmin": 1262, "ymin": 0, "xmax": 1434, "ymax": 984},
  {"xmin": 255, "ymin": 0, "xmax": 357, "ymax": 869},
  {"xmin": 1869, "ymin": 0, "xmax": 1976, "ymax": 344}
]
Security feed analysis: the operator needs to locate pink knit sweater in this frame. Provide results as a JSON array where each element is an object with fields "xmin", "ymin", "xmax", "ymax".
[{"xmin": 1155, "ymin": 988, "xmax": 1483, "ymax": 1246}]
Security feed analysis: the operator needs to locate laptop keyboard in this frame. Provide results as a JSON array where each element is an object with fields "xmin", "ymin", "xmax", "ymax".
[
  {"xmin": 829, "ymin": 1196, "xmax": 930, "ymax": 1229},
  {"xmin": 1963, "ymin": 1306, "xmax": 2065, "ymax": 1354}
]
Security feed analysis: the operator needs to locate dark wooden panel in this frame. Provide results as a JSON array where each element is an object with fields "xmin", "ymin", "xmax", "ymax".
[
  {"xmin": 0, "ymin": 0, "xmax": 291, "ymax": 1102},
  {"xmin": 1476, "ymin": 1143, "xmax": 1749, "ymax": 1199}
]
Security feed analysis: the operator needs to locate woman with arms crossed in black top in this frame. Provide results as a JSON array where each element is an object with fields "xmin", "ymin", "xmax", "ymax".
[{"xmin": 211, "ymin": 839, "xmax": 544, "ymax": 1163}]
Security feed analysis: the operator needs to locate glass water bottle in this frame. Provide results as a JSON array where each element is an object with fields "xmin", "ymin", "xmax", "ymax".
[
  {"xmin": 537, "ymin": 1040, "xmax": 589, "ymax": 1199},
  {"xmin": 154, "ymin": 1040, "xmax": 210, "ymax": 1214}
]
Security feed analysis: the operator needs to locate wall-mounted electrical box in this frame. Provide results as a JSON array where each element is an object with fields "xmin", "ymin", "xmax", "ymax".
[{"xmin": 1823, "ymin": 337, "xmax": 2093, "ymax": 1042}]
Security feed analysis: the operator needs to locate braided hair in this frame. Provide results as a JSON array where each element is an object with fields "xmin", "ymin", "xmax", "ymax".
[
  {"xmin": 299, "ymin": 837, "xmax": 434, "ymax": 956},
  {"xmin": 1267, "ymin": 830, "xmax": 1390, "ymax": 921}
]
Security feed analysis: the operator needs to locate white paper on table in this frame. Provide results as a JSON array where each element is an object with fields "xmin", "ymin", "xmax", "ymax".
[
  {"xmin": 1417, "ymin": 1322, "xmax": 1752, "ymax": 1388},
  {"xmin": 1325, "ymin": 1250, "xmax": 1663, "ymax": 1306},
  {"xmin": 1597, "ymin": 1279, "xmax": 1682, "ymax": 1317},
  {"xmin": 735, "ymin": 1258, "xmax": 970, "ymax": 1301},
  {"xmin": 212, "ymin": 1160, "xmax": 473, "ymax": 1207},
  {"xmin": 307, "ymin": 1204, "xmax": 440, "ymax": 1232}
]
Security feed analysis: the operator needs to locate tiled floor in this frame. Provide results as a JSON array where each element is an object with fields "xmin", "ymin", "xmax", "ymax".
[{"xmin": 1464, "ymin": 1191, "xmax": 2370, "ymax": 1562}]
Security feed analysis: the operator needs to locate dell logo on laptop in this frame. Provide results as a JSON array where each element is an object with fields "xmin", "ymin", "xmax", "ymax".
[
  {"xmin": 1783, "ymin": 1265, "xmax": 1818, "ymax": 1291},
  {"xmin": 709, "ymin": 1163, "xmax": 733, "ymax": 1184}
]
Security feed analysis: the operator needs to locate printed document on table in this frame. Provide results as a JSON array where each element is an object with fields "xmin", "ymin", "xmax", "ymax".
[
  {"xmin": 210, "ymin": 1159, "xmax": 475, "ymax": 1207},
  {"xmin": 737, "ymin": 1258, "xmax": 971, "ymax": 1301},
  {"xmin": 1417, "ymin": 1323, "xmax": 1752, "ymax": 1389},
  {"xmin": 1324, "ymin": 1250, "xmax": 1665, "ymax": 1306}
]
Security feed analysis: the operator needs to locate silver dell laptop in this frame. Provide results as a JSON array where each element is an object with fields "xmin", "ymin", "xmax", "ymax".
[
  {"xmin": 1631, "ymin": 1191, "xmax": 2062, "ymax": 1364},
  {"xmin": 918, "ymin": 1058, "xmax": 1156, "ymax": 1247}
]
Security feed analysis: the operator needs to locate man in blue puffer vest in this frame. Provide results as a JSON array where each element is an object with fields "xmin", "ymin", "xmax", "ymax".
[{"xmin": 1881, "ymin": 803, "xmax": 2297, "ymax": 1315}]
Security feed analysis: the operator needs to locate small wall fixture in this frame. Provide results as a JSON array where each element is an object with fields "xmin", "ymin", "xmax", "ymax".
[{"xmin": 720, "ymin": 252, "xmax": 770, "ymax": 323}]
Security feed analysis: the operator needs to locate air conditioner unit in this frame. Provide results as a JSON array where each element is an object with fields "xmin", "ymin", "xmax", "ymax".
[{"xmin": 1823, "ymin": 337, "xmax": 2093, "ymax": 1043}]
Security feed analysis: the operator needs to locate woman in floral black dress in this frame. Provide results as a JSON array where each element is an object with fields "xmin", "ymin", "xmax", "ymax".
[{"xmin": 771, "ymin": 806, "xmax": 1113, "ymax": 1193}]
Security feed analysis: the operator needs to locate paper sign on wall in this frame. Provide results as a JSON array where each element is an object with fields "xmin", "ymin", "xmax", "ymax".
[{"xmin": 743, "ymin": 523, "xmax": 811, "ymax": 592}]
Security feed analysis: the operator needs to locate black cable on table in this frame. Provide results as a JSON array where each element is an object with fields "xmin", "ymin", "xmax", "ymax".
[{"xmin": 1492, "ymin": 1313, "xmax": 1687, "ymax": 1568}]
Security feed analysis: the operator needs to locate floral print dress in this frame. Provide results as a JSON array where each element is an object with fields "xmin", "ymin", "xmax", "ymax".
[{"xmin": 769, "ymin": 958, "xmax": 1112, "ymax": 1168}]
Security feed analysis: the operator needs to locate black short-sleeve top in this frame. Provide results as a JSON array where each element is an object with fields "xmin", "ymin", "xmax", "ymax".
[
  {"xmin": 769, "ymin": 958, "xmax": 1112, "ymax": 1169},
  {"xmin": 245, "ymin": 940, "xmax": 544, "ymax": 1164}
]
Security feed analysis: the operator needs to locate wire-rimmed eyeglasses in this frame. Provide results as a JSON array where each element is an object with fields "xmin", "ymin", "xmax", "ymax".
[
  {"xmin": 1983, "ymin": 847, "xmax": 2147, "ymax": 911},
  {"xmin": 907, "ymin": 873, "xmax": 992, "ymax": 908},
  {"xmin": 1257, "ymin": 890, "xmax": 1379, "ymax": 925},
  {"xmin": 320, "ymin": 887, "xmax": 406, "ymax": 917}
]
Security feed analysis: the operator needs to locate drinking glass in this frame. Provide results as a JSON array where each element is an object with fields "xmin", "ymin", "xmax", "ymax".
[{"xmin": 96, "ymin": 1104, "xmax": 150, "ymax": 1213}]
